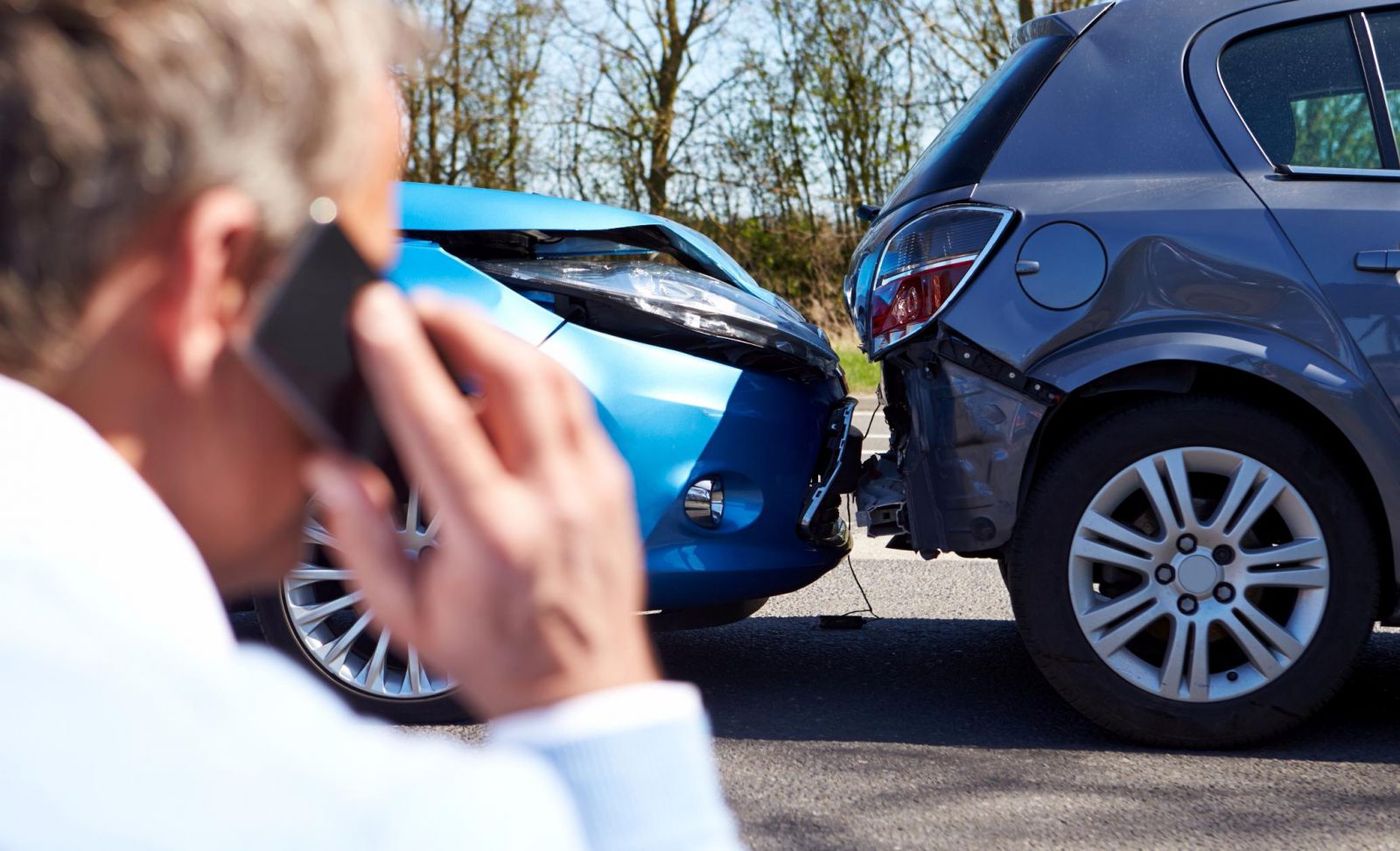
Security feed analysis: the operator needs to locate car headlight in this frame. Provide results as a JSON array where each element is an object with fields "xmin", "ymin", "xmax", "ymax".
[{"xmin": 479, "ymin": 259, "xmax": 841, "ymax": 381}]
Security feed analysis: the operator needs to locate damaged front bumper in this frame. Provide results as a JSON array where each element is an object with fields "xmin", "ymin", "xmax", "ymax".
[
  {"xmin": 394, "ymin": 181, "xmax": 860, "ymax": 612},
  {"xmin": 800, "ymin": 398, "xmax": 865, "ymax": 547},
  {"xmin": 857, "ymin": 333, "xmax": 1059, "ymax": 558}
]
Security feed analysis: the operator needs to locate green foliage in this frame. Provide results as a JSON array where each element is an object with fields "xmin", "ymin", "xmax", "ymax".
[
  {"xmin": 679, "ymin": 212, "xmax": 861, "ymax": 326},
  {"xmin": 837, "ymin": 344, "xmax": 882, "ymax": 393},
  {"xmin": 1291, "ymin": 93, "xmax": 1383, "ymax": 170}
]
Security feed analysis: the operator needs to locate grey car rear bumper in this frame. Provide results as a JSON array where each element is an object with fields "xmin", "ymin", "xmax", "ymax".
[{"xmin": 856, "ymin": 334, "xmax": 1054, "ymax": 558}]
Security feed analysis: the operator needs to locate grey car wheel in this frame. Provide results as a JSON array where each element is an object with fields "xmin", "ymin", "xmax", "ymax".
[
  {"xmin": 1008, "ymin": 396, "xmax": 1378, "ymax": 748},
  {"xmin": 1069, "ymin": 447, "xmax": 1328, "ymax": 703}
]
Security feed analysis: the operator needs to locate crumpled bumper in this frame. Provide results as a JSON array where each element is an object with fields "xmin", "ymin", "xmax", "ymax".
[
  {"xmin": 856, "ymin": 337, "xmax": 1050, "ymax": 558},
  {"xmin": 799, "ymin": 398, "xmax": 865, "ymax": 548},
  {"xmin": 539, "ymin": 318, "xmax": 858, "ymax": 609}
]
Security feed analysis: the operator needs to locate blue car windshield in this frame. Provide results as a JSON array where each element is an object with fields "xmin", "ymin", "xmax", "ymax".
[{"xmin": 882, "ymin": 33, "xmax": 1073, "ymax": 213}]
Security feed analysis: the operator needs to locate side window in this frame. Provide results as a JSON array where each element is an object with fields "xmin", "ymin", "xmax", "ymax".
[
  {"xmin": 1221, "ymin": 17, "xmax": 1383, "ymax": 169},
  {"xmin": 1367, "ymin": 11, "xmax": 1400, "ymax": 150}
]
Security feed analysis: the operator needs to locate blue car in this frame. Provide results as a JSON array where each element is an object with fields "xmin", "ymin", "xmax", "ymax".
[{"xmin": 253, "ymin": 183, "xmax": 861, "ymax": 721}]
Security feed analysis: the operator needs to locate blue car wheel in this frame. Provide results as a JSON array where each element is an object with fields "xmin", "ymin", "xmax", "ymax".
[{"xmin": 255, "ymin": 489, "xmax": 464, "ymax": 724}]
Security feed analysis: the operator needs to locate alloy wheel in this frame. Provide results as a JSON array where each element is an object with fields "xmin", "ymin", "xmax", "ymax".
[
  {"xmin": 1069, "ymin": 447, "xmax": 1329, "ymax": 703},
  {"xmin": 282, "ymin": 490, "xmax": 455, "ymax": 700}
]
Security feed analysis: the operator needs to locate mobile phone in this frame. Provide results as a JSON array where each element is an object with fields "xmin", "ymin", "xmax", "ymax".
[{"xmin": 242, "ymin": 220, "xmax": 395, "ymax": 470}]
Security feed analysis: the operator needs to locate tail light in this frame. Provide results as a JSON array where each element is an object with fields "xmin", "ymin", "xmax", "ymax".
[{"xmin": 868, "ymin": 205, "xmax": 1012, "ymax": 354}]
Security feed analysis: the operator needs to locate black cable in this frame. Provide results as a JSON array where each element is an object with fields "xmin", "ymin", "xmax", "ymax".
[
  {"xmin": 840, "ymin": 555, "xmax": 881, "ymax": 620},
  {"xmin": 862, "ymin": 386, "xmax": 883, "ymax": 437},
  {"xmin": 818, "ymin": 389, "xmax": 885, "ymax": 627},
  {"xmin": 838, "ymin": 493, "xmax": 881, "ymax": 620}
]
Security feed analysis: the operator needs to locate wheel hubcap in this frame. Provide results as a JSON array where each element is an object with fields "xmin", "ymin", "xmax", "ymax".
[
  {"xmin": 282, "ymin": 489, "xmax": 455, "ymax": 700},
  {"xmin": 1176, "ymin": 554, "xmax": 1220, "ymax": 596},
  {"xmin": 1069, "ymin": 447, "xmax": 1329, "ymax": 703}
]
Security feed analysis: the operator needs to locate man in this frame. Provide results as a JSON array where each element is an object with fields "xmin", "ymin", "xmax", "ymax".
[{"xmin": 0, "ymin": 1, "xmax": 741, "ymax": 848}]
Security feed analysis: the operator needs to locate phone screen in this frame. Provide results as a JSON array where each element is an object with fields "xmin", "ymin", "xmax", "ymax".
[{"xmin": 243, "ymin": 221, "xmax": 394, "ymax": 468}]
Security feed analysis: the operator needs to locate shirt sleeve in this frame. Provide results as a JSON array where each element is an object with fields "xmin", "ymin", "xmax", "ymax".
[
  {"xmin": 488, "ymin": 681, "xmax": 706, "ymax": 746},
  {"xmin": 489, "ymin": 683, "xmax": 744, "ymax": 851}
]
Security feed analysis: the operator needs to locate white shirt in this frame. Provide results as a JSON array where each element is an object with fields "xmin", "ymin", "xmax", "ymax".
[{"xmin": 0, "ymin": 376, "xmax": 740, "ymax": 850}]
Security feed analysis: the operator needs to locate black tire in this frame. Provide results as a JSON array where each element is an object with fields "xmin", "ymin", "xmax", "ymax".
[
  {"xmin": 1007, "ymin": 396, "xmax": 1379, "ymax": 748},
  {"xmin": 253, "ymin": 593, "xmax": 469, "ymax": 725}
]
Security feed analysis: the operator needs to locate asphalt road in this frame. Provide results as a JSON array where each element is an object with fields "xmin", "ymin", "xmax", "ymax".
[
  {"xmin": 418, "ymin": 396, "xmax": 1400, "ymax": 849},
  {"xmin": 647, "ymin": 550, "xmax": 1400, "ymax": 849},
  {"xmin": 414, "ymin": 547, "xmax": 1400, "ymax": 849},
  {"xmin": 332, "ymin": 397, "xmax": 1398, "ymax": 848}
]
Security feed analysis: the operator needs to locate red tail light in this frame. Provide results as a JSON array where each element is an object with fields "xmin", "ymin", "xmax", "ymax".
[
  {"xmin": 869, "ymin": 254, "xmax": 977, "ymax": 347},
  {"xmin": 868, "ymin": 206, "xmax": 1011, "ymax": 354}
]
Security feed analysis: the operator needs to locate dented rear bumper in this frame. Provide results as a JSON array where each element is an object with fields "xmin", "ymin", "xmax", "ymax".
[{"xmin": 856, "ymin": 335, "xmax": 1054, "ymax": 558}]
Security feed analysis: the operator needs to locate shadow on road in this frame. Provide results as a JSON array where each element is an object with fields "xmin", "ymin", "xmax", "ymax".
[{"xmin": 655, "ymin": 615, "xmax": 1400, "ymax": 764}]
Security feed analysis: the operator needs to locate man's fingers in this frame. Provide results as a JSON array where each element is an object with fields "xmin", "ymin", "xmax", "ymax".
[
  {"xmin": 413, "ymin": 292, "xmax": 640, "ymax": 554},
  {"xmin": 303, "ymin": 454, "xmax": 418, "ymax": 643},
  {"xmin": 413, "ymin": 293, "xmax": 580, "ymax": 476},
  {"xmin": 351, "ymin": 284, "xmax": 501, "ymax": 511}
]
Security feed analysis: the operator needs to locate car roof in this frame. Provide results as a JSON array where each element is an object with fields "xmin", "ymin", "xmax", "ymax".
[
  {"xmin": 1037, "ymin": 0, "xmax": 1295, "ymax": 38},
  {"xmin": 1108, "ymin": 0, "xmax": 1293, "ymax": 20}
]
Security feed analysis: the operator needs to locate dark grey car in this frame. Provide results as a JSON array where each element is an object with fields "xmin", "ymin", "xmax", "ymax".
[{"xmin": 847, "ymin": 0, "xmax": 1400, "ymax": 746}]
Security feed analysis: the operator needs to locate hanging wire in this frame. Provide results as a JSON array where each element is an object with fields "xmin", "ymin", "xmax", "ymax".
[
  {"xmin": 840, "ymin": 555, "xmax": 881, "ymax": 619},
  {"xmin": 839, "ymin": 494, "xmax": 881, "ymax": 620},
  {"xmin": 862, "ymin": 385, "xmax": 883, "ymax": 437},
  {"xmin": 839, "ymin": 387, "xmax": 884, "ymax": 618}
]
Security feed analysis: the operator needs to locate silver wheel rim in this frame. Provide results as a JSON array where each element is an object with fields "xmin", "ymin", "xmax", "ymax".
[
  {"xmin": 283, "ymin": 489, "xmax": 455, "ymax": 700},
  {"xmin": 1070, "ymin": 447, "xmax": 1329, "ymax": 703}
]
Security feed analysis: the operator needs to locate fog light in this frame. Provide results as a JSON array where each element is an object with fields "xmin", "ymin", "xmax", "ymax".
[{"xmin": 684, "ymin": 478, "xmax": 724, "ymax": 529}]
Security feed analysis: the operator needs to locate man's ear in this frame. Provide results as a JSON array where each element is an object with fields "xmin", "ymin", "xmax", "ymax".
[{"xmin": 153, "ymin": 188, "xmax": 261, "ymax": 391}]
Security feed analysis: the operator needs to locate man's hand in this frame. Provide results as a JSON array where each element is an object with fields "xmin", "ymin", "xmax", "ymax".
[{"xmin": 305, "ymin": 284, "xmax": 659, "ymax": 720}]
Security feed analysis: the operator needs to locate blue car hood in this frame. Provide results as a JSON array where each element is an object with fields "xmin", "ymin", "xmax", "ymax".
[
  {"xmin": 398, "ymin": 182, "xmax": 775, "ymax": 306},
  {"xmin": 393, "ymin": 182, "xmax": 840, "ymax": 381},
  {"xmin": 402, "ymin": 182, "xmax": 666, "ymax": 233}
]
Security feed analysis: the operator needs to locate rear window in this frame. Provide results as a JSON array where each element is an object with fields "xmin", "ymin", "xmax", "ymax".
[
  {"xmin": 881, "ymin": 32, "xmax": 1075, "ymax": 213},
  {"xmin": 1368, "ymin": 10, "xmax": 1400, "ymax": 150},
  {"xmin": 1221, "ymin": 17, "xmax": 1384, "ymax": 170}
]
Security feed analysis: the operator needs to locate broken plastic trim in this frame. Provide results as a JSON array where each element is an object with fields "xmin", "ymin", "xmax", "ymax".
[
  {"xmin": 798, "ymin": 398, "xmax": 862, "ymax": 546},
  {"xmin": 937, "ymin": 333, "xmax": 1063, "ymax": 405}
]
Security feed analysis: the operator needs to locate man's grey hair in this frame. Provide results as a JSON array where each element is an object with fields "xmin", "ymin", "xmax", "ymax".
[{"xmin": 0, "ymin": 0, "xmax": 420, "ymax": 380}]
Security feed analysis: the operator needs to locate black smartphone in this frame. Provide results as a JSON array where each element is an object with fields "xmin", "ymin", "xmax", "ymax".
[{"xmin": 241, "ymin": 220, "xmax": 395, "ymax": 470}]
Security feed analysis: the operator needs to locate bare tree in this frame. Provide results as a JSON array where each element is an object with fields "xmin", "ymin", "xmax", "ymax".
[
  {"xmin": 764, "ymin": 0, "xmax": 941, "ymax": 227},
  {"xmin": 400, "ymin": 0, "xmax": 478, "ymax": 184},
  {"xmin": 395, "ymin": 0, "xmax": 1104, "ymax": 327},
  {"xmin": 568, "ymin": 0, "xmax": 739, "ymax": 215},
  {"xmin": 1027, "ymin": 0, "xmax": 1100, "ymax": 22},
  {"xmin": 401, "ymin": 0, "xmax": 559, "ymax": 189},
  {"xmin": 909, "ymin": 0, "xmax": 1098, "ymax": 86},
  {"xmin": 475, "ymin": 1, "xmax": 557, "ymax": 188}
]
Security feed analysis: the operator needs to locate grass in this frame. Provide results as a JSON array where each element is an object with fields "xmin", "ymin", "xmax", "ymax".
[{"xmin": 837, "ymin": 344, "xmax": 881, "ymax": 394}]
